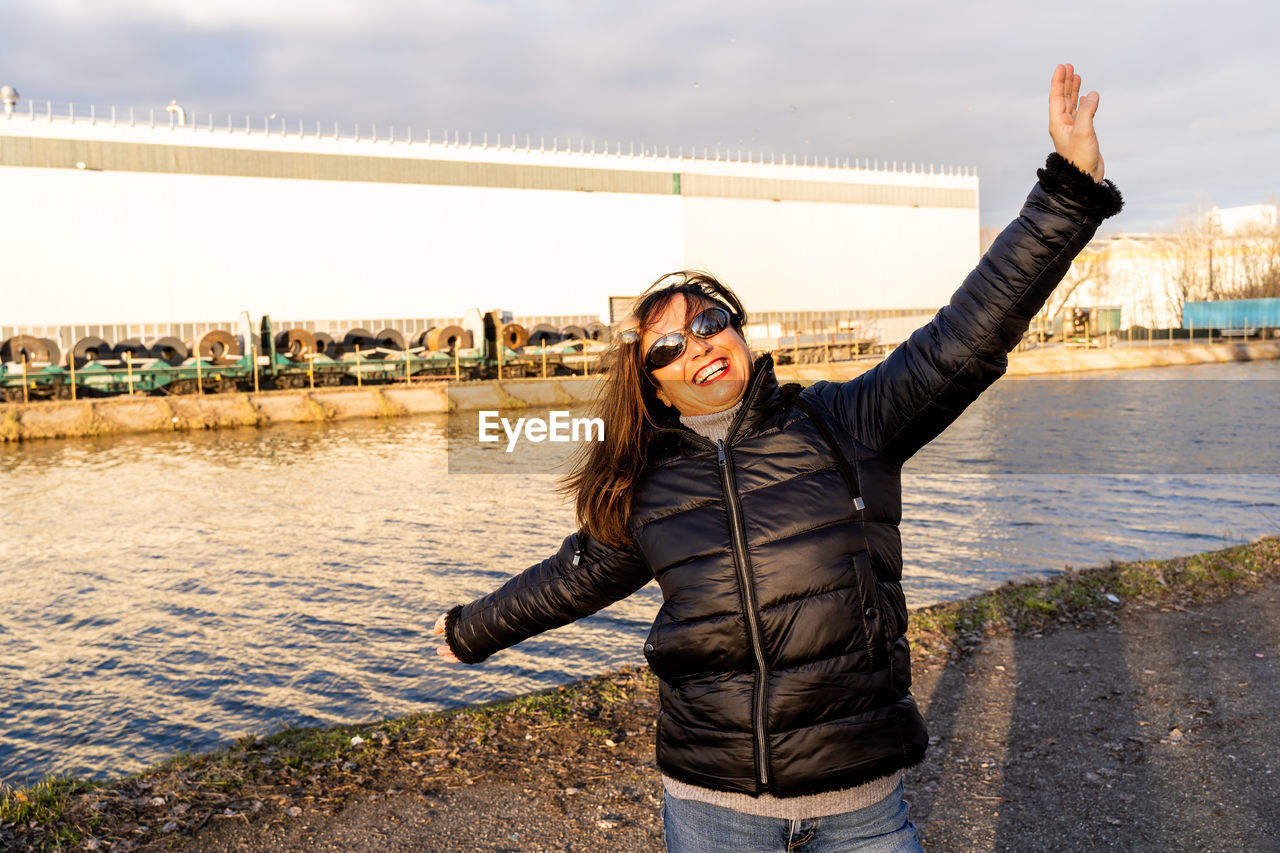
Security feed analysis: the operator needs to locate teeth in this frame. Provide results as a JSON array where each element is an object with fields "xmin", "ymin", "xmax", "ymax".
[{"xmin": 695, "ymin": 359, "xmax": 728, "ymax": 384}]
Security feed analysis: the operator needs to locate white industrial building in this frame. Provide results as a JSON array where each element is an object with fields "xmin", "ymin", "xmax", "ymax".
[
  {"xmin": 1, "ymin": 95, "xmax": 979, "ymax": 338},
  {"xmin": 1057, "ymin": 204, "xmax": 1280, "ymax": 329}
]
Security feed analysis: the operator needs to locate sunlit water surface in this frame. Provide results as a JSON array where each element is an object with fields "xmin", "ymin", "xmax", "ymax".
[{"xmin": 1, "ymin": 360, "xmax": 1276, "ymax": 784}]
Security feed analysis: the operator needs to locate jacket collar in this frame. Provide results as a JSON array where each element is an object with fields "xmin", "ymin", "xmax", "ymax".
[{"xmin": 733, "ymin": 352, "xmax": 784, "ymax": 440}]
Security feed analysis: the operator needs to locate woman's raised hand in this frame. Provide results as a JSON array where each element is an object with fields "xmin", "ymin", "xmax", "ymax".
[
  {"xmin": 433, "ymin": 612, "xmax": 460, "ymax": 663},
  {"xmin": 1048, "ymin": 63, "xmax": 1105, "ymax": 182}
]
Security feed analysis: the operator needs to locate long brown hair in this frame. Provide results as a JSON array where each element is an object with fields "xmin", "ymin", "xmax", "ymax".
[{"xmin": 559, "ymin": 270, "xmax": 747, "ymax": 546}]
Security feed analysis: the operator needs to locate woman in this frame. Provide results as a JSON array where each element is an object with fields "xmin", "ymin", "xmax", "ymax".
[{"xmin": 433, "ymin": 64, "xmax": 1122, "ymax": 851}]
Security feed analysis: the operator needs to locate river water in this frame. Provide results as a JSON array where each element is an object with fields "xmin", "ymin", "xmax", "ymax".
[{"xmin": 2, "ymin": 360, "xmax": 1278, "ymax": 785}]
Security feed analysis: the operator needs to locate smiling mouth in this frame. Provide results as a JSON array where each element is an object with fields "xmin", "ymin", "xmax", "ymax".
[{"xmin": 693, "ymin": 358, "xmax": 730, "ymax": 385}]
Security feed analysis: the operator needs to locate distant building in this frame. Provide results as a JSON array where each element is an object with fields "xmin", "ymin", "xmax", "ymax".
[
  {"xmin": 1055, "ymin": 204, "xmax": 1280, "ymax": 329},
  {"xmin": 1055, "ymin": 232, "xmax": 1180, "ymax": 329},
  {"xmin": 0, "ymin": 98, "xmax": 978, "ymax": 331},
  {"xmin": 1209, "ymin": 204, "xmax": 1278, "ymax": 236}
]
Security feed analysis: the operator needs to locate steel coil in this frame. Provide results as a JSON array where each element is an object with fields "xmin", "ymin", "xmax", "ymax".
[
  {"xmin": 189, "ymin": 330, "xmax": 241, "ymax": 364},
  {"xmin": 426, "ymin": 325, "xmax": 466, "ymax": 353},
  {"xmin": 70, "ymin": 336, "xmax": 112, "ymax": 366},
  {"xmin": 374, "ymin": 328, "xmax": 406, "ymax": 350},
  {"xmin": 1, "ymin": 335, "xmax": 50, "ymax": 364},
  {"xmin": 148, "ymin": 337, "xmax": 188, "ymax": 366},
  {"xmin": 275, "ymin": 329, "xmax": 318, "ymax": 361},
  {"xmin": 559, "ymin": 324, "xmax": 586, "ymax": 340},
  {"xmin": 40, "ymin": 338, "xmax": 62, "ymax": 368},
  {"xmin": 585, "ymin": 322, "xmax": 610, "ymax": 342},
  {"xmin": 528, "ymin": 324, "xmax": 559, "ymax": 346},
  {"xmin": 313, "ymin": 332, "xmax": 335, "ymax": 357},
  {"xmin": 500, "ymin": 323, "xmax": 529, "ymax": 349},
  {"xmin": 342, "ymin": 328, "xmax": 377, "ymax": 353}
]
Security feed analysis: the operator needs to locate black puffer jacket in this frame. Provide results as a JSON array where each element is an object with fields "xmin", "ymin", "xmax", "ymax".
[{"xmin": 447, "ymin": 154, "xmax": 1122, "ymax": 798}]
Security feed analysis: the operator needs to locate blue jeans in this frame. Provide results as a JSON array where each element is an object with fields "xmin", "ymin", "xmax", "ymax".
[{"xmin": 662, "ymin": 782, "xmax": 922, "ymax": 853}]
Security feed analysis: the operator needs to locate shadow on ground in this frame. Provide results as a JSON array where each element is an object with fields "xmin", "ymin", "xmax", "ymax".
[{"xmin": 908, "ymin": 583, "xmax": 1280, "ymax": 852}]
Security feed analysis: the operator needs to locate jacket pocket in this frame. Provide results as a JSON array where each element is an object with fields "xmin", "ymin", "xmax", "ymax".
[
  {"xmin": 643, "ymin": 624, "xmax": 665, "ymax": 676},
  {"xmin": 875, "ymin": 581, "xmax": 909, "ymax": 641},
  {"xmin": 887, "ymin": 635, "xmax": 912, "ymax": 693}
]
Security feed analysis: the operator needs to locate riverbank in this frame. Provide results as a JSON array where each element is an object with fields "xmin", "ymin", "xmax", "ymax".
[
  {"xmin": 785, "ymin": 337, "xmax": 1280, "ymax": 381},
  {"xmin": 2, "ymin": 339, "xmax": 1278, "ymax": 442},
  {"xmin": 3, "ymin": 536, "xmax": 1277, "ymax": 851}
]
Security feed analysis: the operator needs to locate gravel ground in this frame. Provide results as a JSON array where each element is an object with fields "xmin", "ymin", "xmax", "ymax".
[
  {"xmin": 182, "ymin": 582, "xmax": 1280, "ymax": 853},
  {"xmin": 906, "ymin": 582, "xmax": 1280, "ymax": 852}
]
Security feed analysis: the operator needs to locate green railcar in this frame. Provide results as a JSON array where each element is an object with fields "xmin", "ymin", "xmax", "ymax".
[{"xmin": 0, "ymin": 312, "xmax": 593, "ymax": 402}]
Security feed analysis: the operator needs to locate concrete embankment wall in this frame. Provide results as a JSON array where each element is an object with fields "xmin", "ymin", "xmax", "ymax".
[
  {"xmin": 3, "ymin": 342, "xmax": 1277, "ymax": 442},
  {"xmin": 773, "ymin": 340, "xmax": 1280, "ymax": 381},
  {"xmin": 0, "ymin": 379, "xmax": 603, "ymax": 442},
  {"xmin": 1008, "ymin": 340, "xmax": 1280, "ymax": 376}
]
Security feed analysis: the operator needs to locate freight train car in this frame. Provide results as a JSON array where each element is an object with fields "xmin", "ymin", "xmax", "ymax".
[{"xmin": 0, "ymin": 311, "xmax": 607, "ymax": 402}]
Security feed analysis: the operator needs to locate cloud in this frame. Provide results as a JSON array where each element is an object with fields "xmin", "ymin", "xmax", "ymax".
[
  {"xmin": 20, "ymin": 0, "xmax": 383, "ymax": 32},
  {"xmin": 2, "ymin": 0, "xmax": 1279, "ymax": 231}
]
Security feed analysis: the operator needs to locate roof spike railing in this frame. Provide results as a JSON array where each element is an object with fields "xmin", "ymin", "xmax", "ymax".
[{"xmin": 4, "ymin": 99, "xmax": 974, "ymax": 178}]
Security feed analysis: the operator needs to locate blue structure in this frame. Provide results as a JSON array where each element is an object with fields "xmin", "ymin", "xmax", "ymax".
[{"xmin": 1182, "ymin": 298, "xmax": 1280, "ymax": 331}]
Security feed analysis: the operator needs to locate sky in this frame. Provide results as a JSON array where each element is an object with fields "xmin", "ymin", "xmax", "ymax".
[{"xmin": 3, "ymin": 0, "xmax": 1278, "ymax": 233}]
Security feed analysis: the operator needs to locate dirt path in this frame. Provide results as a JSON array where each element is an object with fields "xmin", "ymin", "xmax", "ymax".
[
  {"xmin": 177, "ymin": 582, "xmax": 1279, "ymax": 853},
  {"xmin": 907, "ymin": 581, "xmax": 1280, "ymax": 851}
]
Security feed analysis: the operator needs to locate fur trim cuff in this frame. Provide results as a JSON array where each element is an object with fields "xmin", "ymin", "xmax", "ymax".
[
  {"xmin": 1037, "ymin": 152, "xmax": 1124, "ymax": 219},
  {"xmin": 443, "ymin": 604, "xmax": 487, "ymax": 665}
]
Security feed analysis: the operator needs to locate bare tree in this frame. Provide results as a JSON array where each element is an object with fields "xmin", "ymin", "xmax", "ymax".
[
  {"xmin": 978, "ymin": 225, "xmax": 1002, "ymax": 257},
  {"xmin": 1027, "ymin": 202, "xmax": 1278, "ymax": 336},
  {"xmin": 1223, "ymin": 206, "xmax": 1280, "ymax": 298},
  {"xmin": 1042, "ymin": 242, "xmax": 1107, "ymax": 323},
  {"xmin": 1156, "ymin": 206, "xmax": 1217, "ymax": 324}
]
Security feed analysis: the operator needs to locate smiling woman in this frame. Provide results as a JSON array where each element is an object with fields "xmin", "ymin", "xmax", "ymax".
[
  {"xmin": 432, "ymin": 64, "xmax": 1125, "ymax": 853},
  {"xmin": 641, "ymin": 296, "xmax": 753, "ymax": 415}
]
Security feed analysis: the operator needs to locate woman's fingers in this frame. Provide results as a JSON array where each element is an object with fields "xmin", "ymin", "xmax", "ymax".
[
  {"xmin": 1049, "ymin": 63, "xmax": 1068, "ymax": 120},
  {"xmin": 1076, "ymin": 91, "xmax": 1100, "ymax": 126},
  {"xmin": 1047, "ymin": 63, "xmax": 1104, "ymax": 182},
  {"xmin": 1049, "ymin": 63, "xmax": 1078, "ymax": 138},
  {"xmin": 432, "ymin": 612, "xmax": 459, "ymax": 661}
]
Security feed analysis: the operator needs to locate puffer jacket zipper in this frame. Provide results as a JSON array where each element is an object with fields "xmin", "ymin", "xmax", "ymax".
[
  {"xmin": 649, "ymin": 362, "xmax": 774, "ymax": 789},
  {"xmin": 716, "ymin": 438, "xmax": 772, "ymax": 789}
]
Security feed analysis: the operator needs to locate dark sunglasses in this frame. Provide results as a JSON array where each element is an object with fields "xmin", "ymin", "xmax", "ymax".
[{"xmin": 620, "ymin": 305, "xmax": 733, "ymax": 370}]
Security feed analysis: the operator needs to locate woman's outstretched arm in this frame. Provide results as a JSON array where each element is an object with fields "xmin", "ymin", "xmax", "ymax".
[
  {"xmin": 812, "ymin": 64, "xmax": 1122, "ymax": 462},
  {"xmin": 432, "ymin": 530, "xmax": 652, "ymax": 664}
]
